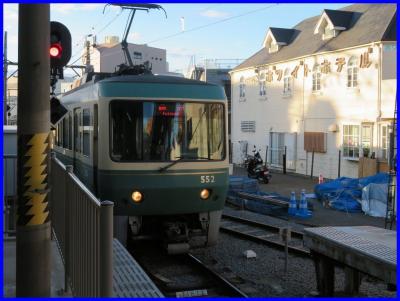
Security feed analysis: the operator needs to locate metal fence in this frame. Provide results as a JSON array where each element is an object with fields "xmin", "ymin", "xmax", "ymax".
[
  {"xmin": 3, "ymin": 154, "xmax": 17, "ymax": 236},
  {"xmin": 50, "ymin": 154, "xmax": 113, "ymax": 297}
]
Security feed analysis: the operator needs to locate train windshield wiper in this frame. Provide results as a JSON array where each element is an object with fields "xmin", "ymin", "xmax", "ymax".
[{"xmin": 159, "ymin": 155, "xmax": 209, "ymax": 172}]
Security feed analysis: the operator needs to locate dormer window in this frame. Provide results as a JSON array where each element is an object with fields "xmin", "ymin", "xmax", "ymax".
[
  {"xmin": 314, "ymin": 9, "xmax": 353, "ymax": 40},
  {"xmin": 269, "ymin": 43, "xmax": 279, "ymax": 53},
  {"xmin": 323, "ymin": 26, "xmax": 337, "ymax": 40},
  {"xmin": 263, "ymin": 27, "xmax": 295, "ymax": 54}
]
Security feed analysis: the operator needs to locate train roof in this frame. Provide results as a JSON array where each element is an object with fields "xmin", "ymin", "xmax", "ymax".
[
  {"xmin": 61, "ymin": 73, "xmax": 227, "ymax": 103},
  {"xmin": 100, "ymin": 74, "xmax": 214, "ymax": 86}
]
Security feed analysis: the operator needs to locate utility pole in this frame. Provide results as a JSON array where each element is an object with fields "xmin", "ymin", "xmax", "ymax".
[
  {"xmin": 16, "ymin": 4, "xmax": 51, "ymax": 297},
  {"xmin": 84, "ymin": 35, "xmax": 92, "ymax": 73},
  {"xmin": 3, "ymin": 31, "xmax": 7, "ymax": 125}
]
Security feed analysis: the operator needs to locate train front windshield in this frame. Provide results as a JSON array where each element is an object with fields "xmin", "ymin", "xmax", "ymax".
[{"xmin": 110, "ymin": 101, "xmax": 226, "ymax": 162}]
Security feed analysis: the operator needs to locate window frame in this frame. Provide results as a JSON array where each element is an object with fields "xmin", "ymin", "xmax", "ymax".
[
  {"xmin": 109, "ymin": 99, "xmax": 227, "ymax": 162},
  {"xmin": 259, "ymin": 73, "xmax": 267, "ymax": 98},
  {"xmin": 82, "ymin": 108, "xmax": 91, "ymax": 157},
  {"xmin": 342, "ymin": 124, "xmax": 360, "ymax": 159},
  {"xmin": 312, "ymin": 64, "xmax": 321, "ymax": 92},
  {"xmin": 239, "ymin": 76, "xmax": 246, "ymax": 99},
  {"xmin": 380, "ymin": 124, "xmax": 389, "ymax": 160},
  {"xmin": 361, "ymin": 123, "xmax": 373, "ymax": 158},
  {"xmin": 283, "ymin": 68, "xmax": 292, "ymax": 96},
  {"xmin": 347, "ymin": 56, "xmax": 359, "ymax": 88}
]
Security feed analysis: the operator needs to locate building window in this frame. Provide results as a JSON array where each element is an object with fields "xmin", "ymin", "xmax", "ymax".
[
  {"xmin": 343, "ymin": 125, "xmax": 360, "ymax": 158},
  {"xmin": 239, "ymin": 76, "xmax": 246, "ymax": 99},
  {"xmin": 380, "ymin": 124, "xmax": 389, "ymax": 160},
  {"xmin": 361, "ymin": 124, "xmax": 373, "ymax": 157},
  {"xmin": 133, "ymin": 51, "xmax": 142, "ymax": 60},
  {"xmin": 283, "ymin": 68, "xmax": 292, "ymax": 95},
  {"xmin": 259, "ymin": 73, "xmax": 266, "ymax": 97},
  {"xmin": 241, "ymin": 121, "xmax": 255, "ymax": 133},
  {"xmin": 312, "ymin": 64, "xmax": 321, "ymax": 92},
  {"xmin": 269, "ymin": 43, "xmax": 279, "ymax": 53},
  {"xmin": 347, "ymin": 56, "xmax": 358, "ymax": 88}
]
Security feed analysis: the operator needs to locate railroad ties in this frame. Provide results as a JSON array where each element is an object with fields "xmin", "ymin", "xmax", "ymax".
[{"xmin": 220, "ymin": 213, "xmax": 310, "ymax": 257}]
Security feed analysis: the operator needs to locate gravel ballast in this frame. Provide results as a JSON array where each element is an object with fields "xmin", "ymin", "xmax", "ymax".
[{"xmin": 191, "ymin": 207, "xmax": 396, "ymax": 297}]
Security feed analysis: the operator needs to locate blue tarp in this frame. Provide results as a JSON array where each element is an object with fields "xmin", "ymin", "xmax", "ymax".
[
  {"xmin": 314, "ymin": 173, "xmax": 389, "ymax": 213},
  {"xmin": 361, "ymin": 183, "xmax": 388, "ymax": 217}
]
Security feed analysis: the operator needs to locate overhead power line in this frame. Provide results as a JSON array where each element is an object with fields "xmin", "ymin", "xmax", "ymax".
[{"xmin": 144, "ymin": 4, "xmax": 279, "ymax": 45}]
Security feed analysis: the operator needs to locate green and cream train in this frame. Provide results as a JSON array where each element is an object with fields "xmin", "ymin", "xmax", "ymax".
[{"xmin": 54, "ymin": 73, "xmax": 229, "ymax": 253}]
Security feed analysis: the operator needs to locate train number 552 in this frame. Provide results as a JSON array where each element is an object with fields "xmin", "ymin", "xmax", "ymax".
[{"xmin": 200, "ymin": 175, "xmax": 215, "ymax": 183}]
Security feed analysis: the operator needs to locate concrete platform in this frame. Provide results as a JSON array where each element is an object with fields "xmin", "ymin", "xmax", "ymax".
[
  {"xmin": 3, "ymin": 236, "xmax": 70, "ymax": 297},
  {"xmin": 304, "ymin": 226, "xmax": 396, "ymax": 296},
  {"xmin": 113, "ymin": 239, "xmax": 163, "ymax": 297}
]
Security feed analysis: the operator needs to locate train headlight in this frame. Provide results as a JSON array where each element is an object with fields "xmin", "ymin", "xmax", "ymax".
[
  {"xmin": 200, "ymin": 189, "xmax": 211, "ymax": 200},
  {"xmin": 131, "ymin": 191, "xmax": 143, "ymax": 203}
]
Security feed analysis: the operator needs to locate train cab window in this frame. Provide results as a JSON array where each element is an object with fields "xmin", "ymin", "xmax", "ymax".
[
  {"xmin": 82, "ymin": 109, "xmax": 91, "ymax": 156},
  {"xmin": 110, "ymin": 101, "xmax": 143, "ymax": 161},
  {"xmin": 110, "ymin": 100, "xmax": 225, "ymax": 162}
]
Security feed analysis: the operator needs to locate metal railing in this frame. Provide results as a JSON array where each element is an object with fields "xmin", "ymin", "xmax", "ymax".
[
  {"xmin": 50, "ymin": 154, "xmax": 113, "ymax": 297},
  {"xmin": 3, "ymin": 154, "xmax": 17, "ymax": 236}
]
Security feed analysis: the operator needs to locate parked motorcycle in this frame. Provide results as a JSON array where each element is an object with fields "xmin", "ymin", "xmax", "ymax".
[{"xmin": 245, "ymin": 146, "xmax": 271, "ymax": 184}]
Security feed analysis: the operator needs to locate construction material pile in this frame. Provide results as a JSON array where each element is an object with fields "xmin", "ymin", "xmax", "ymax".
[{"xmin": 314, "ymin": 173, "xmax": 389, "ymax": 213}]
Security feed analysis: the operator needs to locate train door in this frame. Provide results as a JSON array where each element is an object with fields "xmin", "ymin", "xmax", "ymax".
[{"xmin": 92, "ymin": 104, "xmax": 98, "ymax": 195}]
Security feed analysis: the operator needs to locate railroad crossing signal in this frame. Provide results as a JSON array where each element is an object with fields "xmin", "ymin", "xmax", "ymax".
[{"xmin": 50, "ymin": 21, "xmax": 71, "ymax": 79}]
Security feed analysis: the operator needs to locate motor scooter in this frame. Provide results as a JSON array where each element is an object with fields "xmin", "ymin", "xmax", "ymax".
[{"xmin": 246, "ymin": 146, "xmax": 271, "ymax": 184}]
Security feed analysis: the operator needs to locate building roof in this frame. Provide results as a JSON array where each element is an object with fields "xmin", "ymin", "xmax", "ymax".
[
  {"xmin": 233, "ymin": 4, "xmax": 396, "ymax": 72},
  {"xmin": 94, "ymin": 42, "xmax": 165, "ymax": 53},
  {"xmin": 269, "ymin": 27, "xmax": 296, "ymax": 44},
  {"xmin": 324, "ymin": 9, "xmax": 354, "ymax": 28}
]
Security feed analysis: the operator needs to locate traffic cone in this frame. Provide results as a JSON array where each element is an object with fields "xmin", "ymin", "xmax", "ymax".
[
  {"xmin": 296, "ymin": 189, "xmax": 311, "ymax": 218},
  {"xmin": 288, "ymin": 191, "xmax": 297, "ymax": 216},
  {"xmin": 318, "ymin": 174, "xmax": 324, "ymax": 184}
]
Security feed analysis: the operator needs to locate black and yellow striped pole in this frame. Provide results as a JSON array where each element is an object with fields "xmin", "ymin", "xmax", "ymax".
[{"xmin": 16, "ymin": 4, "xmax": 51, "ymax": 297}]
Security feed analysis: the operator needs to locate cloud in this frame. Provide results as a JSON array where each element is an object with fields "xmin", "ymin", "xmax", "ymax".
[
  {"xmin": 3, "ymin": 4, "xmax": 18, "ymax": 30},
  {"xmin": 200, "ymin": 9, "xmax": 230, "ymax": 19},
  {"xmin": 51, "ymin": 3, "xmax": 103, "ymax": 15}
]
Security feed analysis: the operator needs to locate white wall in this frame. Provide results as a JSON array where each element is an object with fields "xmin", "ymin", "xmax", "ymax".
[
  {"xmin": 231, "ymin": 43, "xmax": 397, "ymax": 179},
  {"xmin": 93, "ymin": 44, "xmax": 167, "ymax": 74}
]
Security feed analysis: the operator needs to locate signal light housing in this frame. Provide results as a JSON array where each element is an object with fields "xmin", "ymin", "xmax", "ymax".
[{"xmin": 50, "ymin": 21, "xmax": 71, "ymax": 79}]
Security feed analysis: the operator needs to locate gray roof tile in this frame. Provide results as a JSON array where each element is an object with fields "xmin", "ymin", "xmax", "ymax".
[{"xmin": 233, "ymin": 4, "xmax": 396, "ymax": 71}]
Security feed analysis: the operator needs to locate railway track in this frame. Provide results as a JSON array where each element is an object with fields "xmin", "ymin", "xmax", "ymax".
[
  {"xmin": 220, "ymin": 213, "xmax": 310, "ymax": 257},
  {"xmin": 128, "ymin": 242, "xmax": 247, "ymax": 297}
]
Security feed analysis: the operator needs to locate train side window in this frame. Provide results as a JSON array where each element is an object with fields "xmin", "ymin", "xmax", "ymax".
[
  {"xmin": 58, "ymin": 120, "xmax": 63, "ymax": 147},
  {"xmin": 74, "ymin": 109, "xmax": 81, "ymax": 153},
  {"xmin": 55, "ymin": 123, "xmax": 59, "ymax": 146},
  {"xmin": 68, "ymin": 112, "xmax": 72, "ymax": 150},
  {"xmin": 63, "ymin": 115, "xmax": 68, "ymax": 149},
  {"xmin": 82, "ymin": 109, "xmax": 90, "ymax": 156}
]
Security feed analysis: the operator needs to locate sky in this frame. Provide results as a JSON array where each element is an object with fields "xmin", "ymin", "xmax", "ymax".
[{"xmin": 4, "ymin": 3, "xmax": 350, "ymax": 77}]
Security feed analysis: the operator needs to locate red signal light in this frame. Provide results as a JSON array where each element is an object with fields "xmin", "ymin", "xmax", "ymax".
[{"xmin": 50, "ymin": 43, "xmax": 62, "ymax": 58}]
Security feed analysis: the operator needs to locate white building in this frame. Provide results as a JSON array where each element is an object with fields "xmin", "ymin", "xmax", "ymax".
[
  {"xmin": 84, "ymin": 36, "xmax": 167, "ymax": 74},
  {"xmin": 230, "ymin": 4, "xmax": 396, "ymax": 179}
]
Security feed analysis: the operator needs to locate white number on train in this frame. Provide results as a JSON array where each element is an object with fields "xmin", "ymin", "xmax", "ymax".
[{"xmin": 200, "ymin": 175, "xmax": 215, "ymax": 183}]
